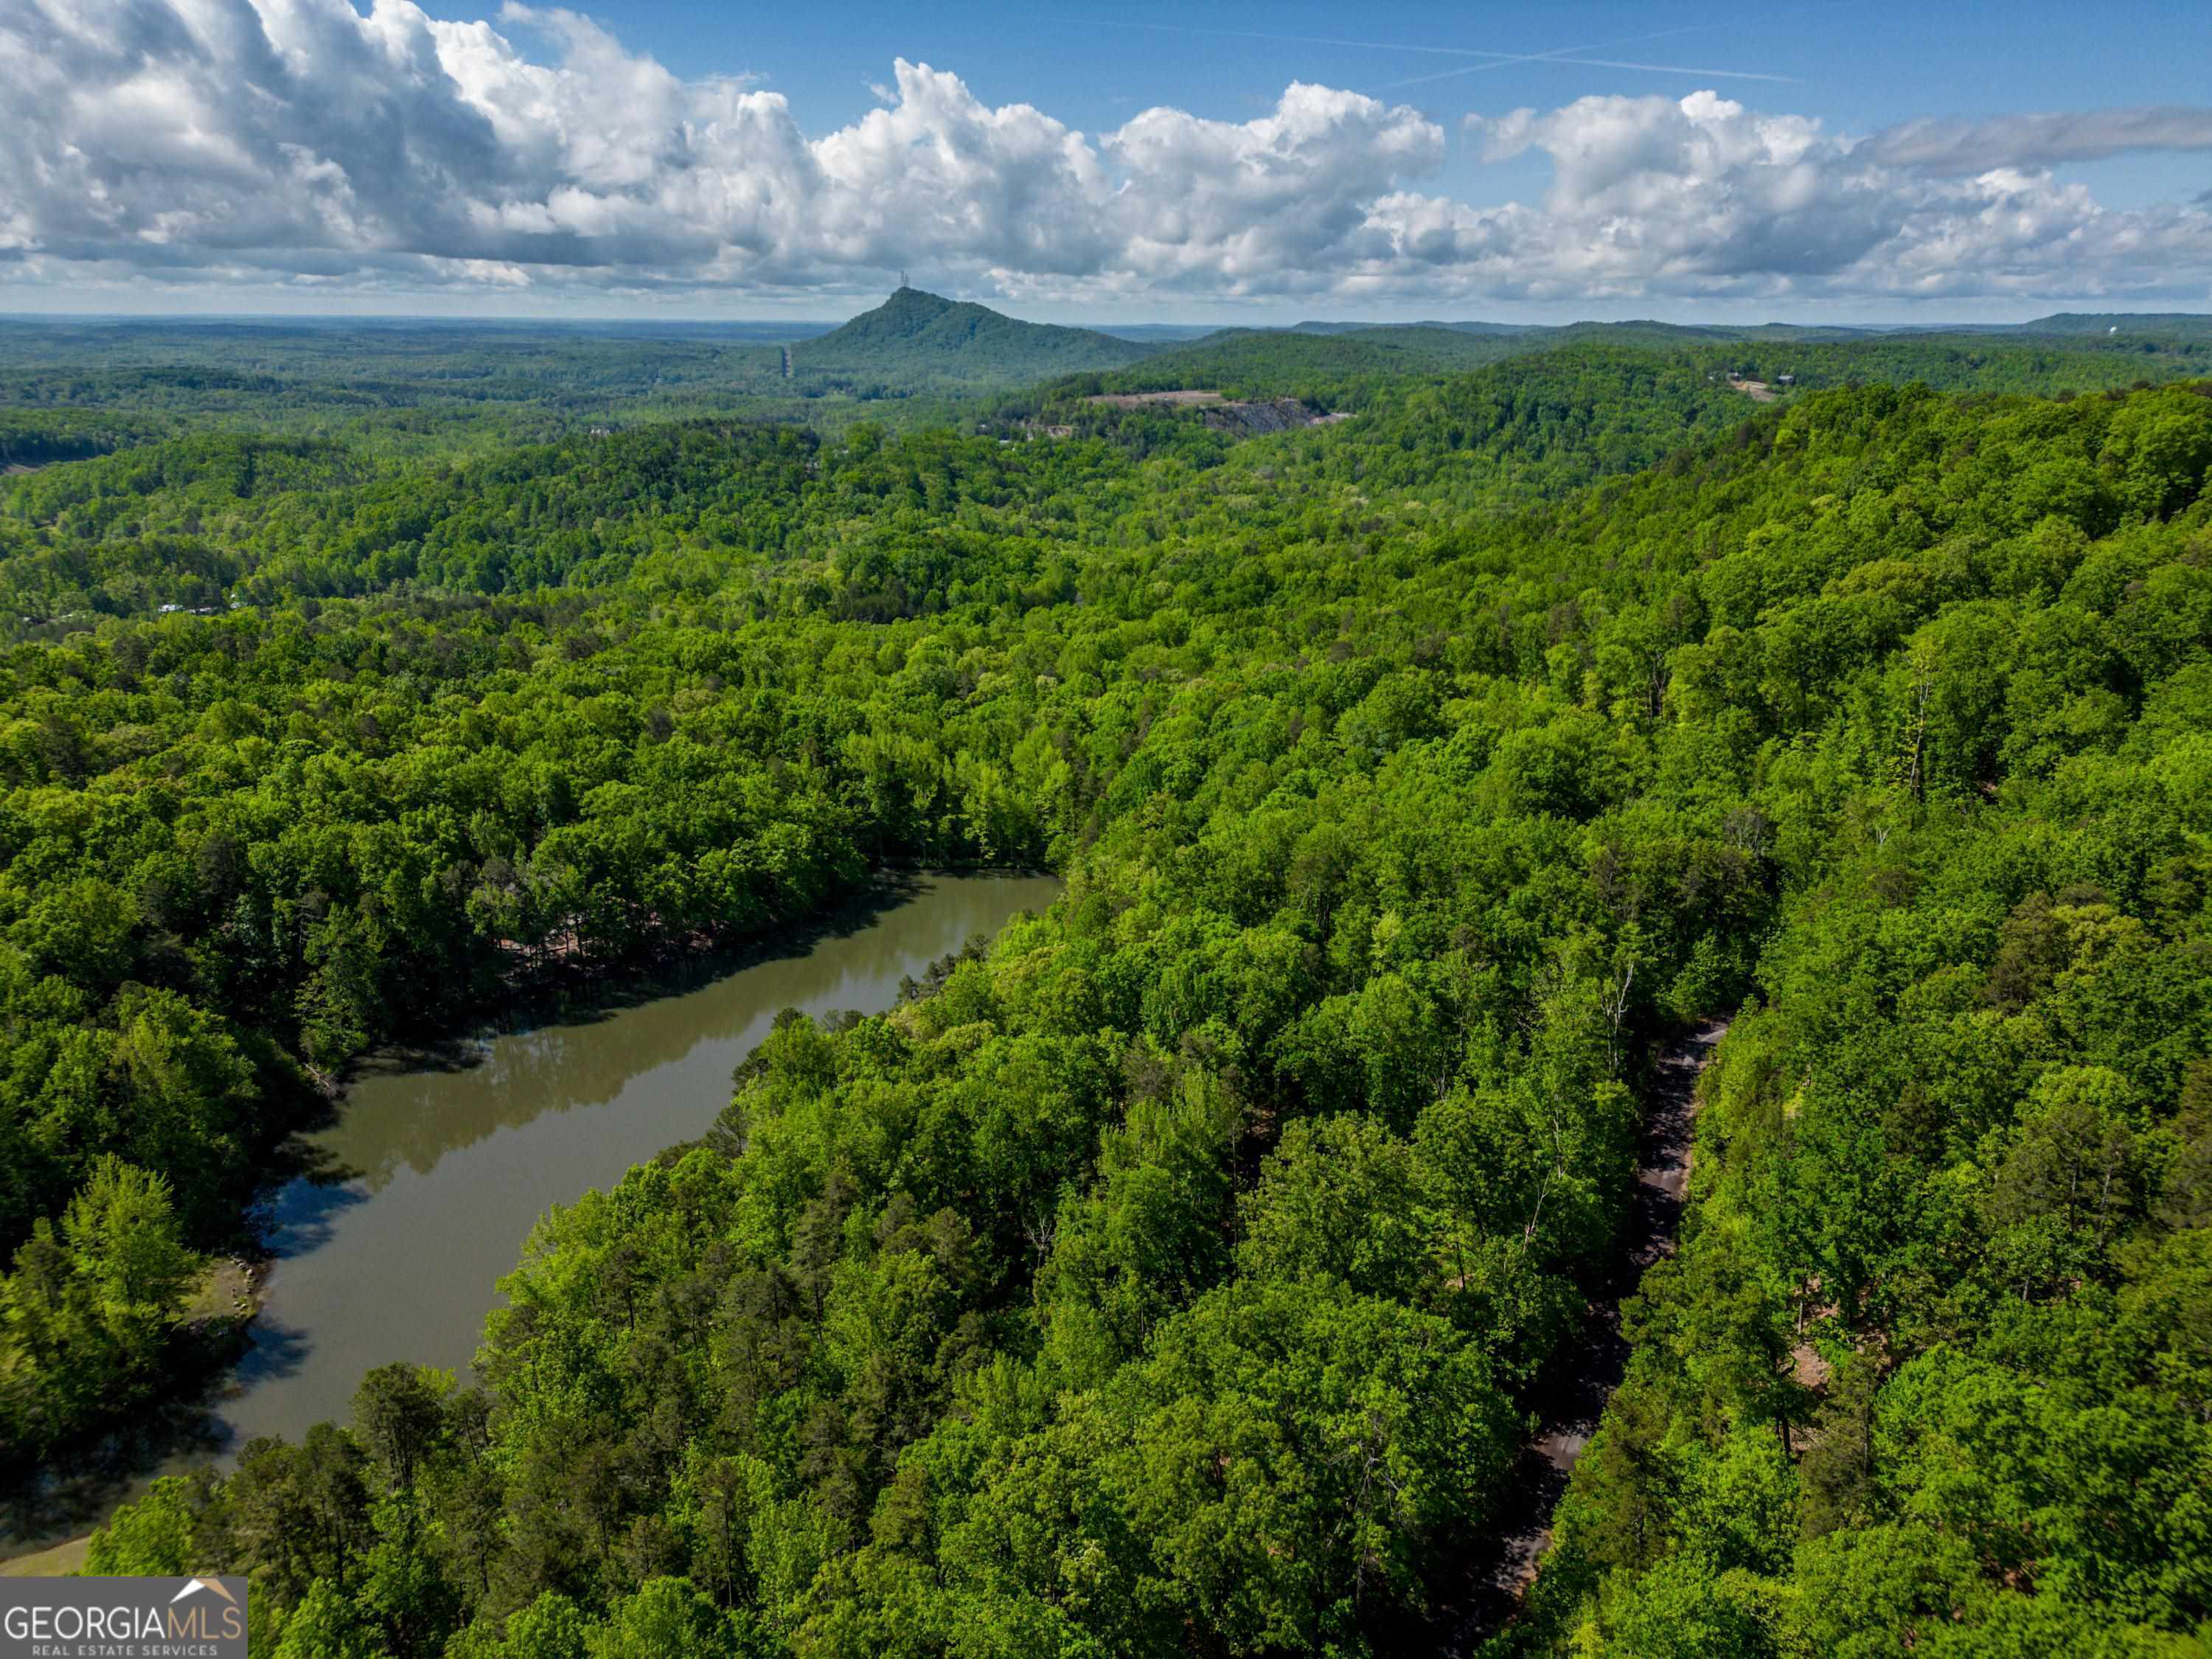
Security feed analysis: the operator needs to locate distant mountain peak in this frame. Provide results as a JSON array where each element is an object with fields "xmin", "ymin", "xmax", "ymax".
[{"xmin": 790, "ymin": 289, "xmax": 1152, "ymax": 384}]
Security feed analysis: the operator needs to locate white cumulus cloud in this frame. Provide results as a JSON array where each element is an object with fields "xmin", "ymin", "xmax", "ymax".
[
  {"xmin": 1419, "ymin": 91, "xmax": 2212, "ymax": 305},
  {"xmin": 0, "ymin": 0, "xmax": 2207, "ymax": 309},
  {"xmin": 0, "ymin": 0, "xmax": 1442, "ymax": 301}
]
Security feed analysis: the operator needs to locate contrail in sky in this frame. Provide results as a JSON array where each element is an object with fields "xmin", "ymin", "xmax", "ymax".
[
  {"xmin": 1382, "ymin": 55, "xmax": 1800, "ymax": 88},
  {"xmin": 1102, "ymin": 23, "xmax": 1579, "ymax": 59},
  {"xmin": 1099, "ymin": 19, "xmax": 1801, "ymax": 88}
]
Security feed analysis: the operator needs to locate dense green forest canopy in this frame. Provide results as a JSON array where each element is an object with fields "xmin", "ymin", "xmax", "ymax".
[
  {"xmin": 1006, "ymin": 324, "xmax": 2211, "ymax": 446},
  {"xmin": 2020, "ymin": 311, "xmax": 2212, "ymax": 340},
  {"xmin": 0, "ymin": 343, "xmax": 1826, "ymax": 625},
  {"xmin": 1048, "ymin": 324, "xmax": 1534, "ymax": 402},
  {"xmin": 0, "ymin": 310, "xmax": 2206, "ymax": 1659},
  {"xmin": 28, "ymin": 321, "xmax": 2185, "ymax": 630},
  {"xmin": 0, "ymin": 318, "xmax": 947, "ymax": 455}
]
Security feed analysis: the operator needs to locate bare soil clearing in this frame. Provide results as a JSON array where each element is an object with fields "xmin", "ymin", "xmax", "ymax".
[
  {"xmin": 1082, "ymin": 389, "xmax": 1228, "ymax": 408},
  {"xmin": 184, "ymin": 1256, "xmax": 265, "ymax": 1327}
]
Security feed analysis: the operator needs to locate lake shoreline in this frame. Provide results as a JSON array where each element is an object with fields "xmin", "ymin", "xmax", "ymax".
[
  {"xmin": 305, "ymin": 861, "xmax": 1048, "ymax": 1094},
  {"xmin": 1, "ymin": 869, "xmax": 1061, "ymax": 1564}
]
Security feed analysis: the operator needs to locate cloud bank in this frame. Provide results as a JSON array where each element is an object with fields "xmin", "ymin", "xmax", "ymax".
[
  {"xmin": 1433, "ymin": 91, "xmax": 2212, "ymax": 304},
  {"xmin": 3, "ymin": 0, "xmax": 2208, "ymax": 309}
]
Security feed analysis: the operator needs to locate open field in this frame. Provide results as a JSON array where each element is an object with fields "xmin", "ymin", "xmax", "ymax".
[{"xmin": 1, "ymin": 1535, "xmax": 89, "ymax": 1576}]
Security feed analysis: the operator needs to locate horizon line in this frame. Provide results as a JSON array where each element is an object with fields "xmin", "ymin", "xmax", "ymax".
[{"xmin": 1, "ymin": 306, "xmax": 2205, "ymax": 330}]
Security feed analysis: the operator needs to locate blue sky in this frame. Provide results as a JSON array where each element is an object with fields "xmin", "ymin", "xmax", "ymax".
[
  {"xmin": 521, "ymin": 1, "xmax": 2203, "ymax": 170},
  {"xmin": 454, "ymin": 0, "xmax": 2212, "ymax": 224},
  {"xmin": 3, "ymin": 0, "xmax": 2208, "ymax": 322}
]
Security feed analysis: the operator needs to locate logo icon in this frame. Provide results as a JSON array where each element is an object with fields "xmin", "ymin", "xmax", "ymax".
[{"xmin": 170, "ymin": 1576, "xmax": 239, "ymax": 1606}]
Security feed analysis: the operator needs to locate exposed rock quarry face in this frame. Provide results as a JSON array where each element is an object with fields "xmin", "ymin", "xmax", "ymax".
[
  {"xmin": 1068, "ymin": 391, "xmax": 1351, "ymax": 439},
  {"xmin": 1200, "ymin": 397, "xmax": 1321, "ymax": 436}
]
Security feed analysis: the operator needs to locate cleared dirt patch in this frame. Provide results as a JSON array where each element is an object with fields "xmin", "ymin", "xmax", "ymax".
[
  {"xmin": 184, "ymin": 1255, "xmax": 265, "ymax": 1326},
  {"xmin": 1082, "ymin": 390, "xmax": 1228, "ymax": 408}
]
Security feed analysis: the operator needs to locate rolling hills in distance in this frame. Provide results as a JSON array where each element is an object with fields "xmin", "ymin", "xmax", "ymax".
[
  {"xmin": 765, "ymin": 289, "xmax": 2212, "ymax": 397},
  {"xmin": 6, "ymin": 289, "xmax": 2202, "ymax": 413}
]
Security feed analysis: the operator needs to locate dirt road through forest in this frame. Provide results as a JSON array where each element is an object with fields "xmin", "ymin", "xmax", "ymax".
[{"xmin": 1446, "ymin": 1018, "xmax": 1731, "ymax": 1647}]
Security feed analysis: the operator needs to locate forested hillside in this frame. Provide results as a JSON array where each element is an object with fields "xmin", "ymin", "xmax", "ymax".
[
  {"xmin": 0, "ymin": 345, "xmax": 1799, "ymax": 623},
  {"xmin": 1009, "ymin": 328, "xmax": 2211, "ymax": 448},
  {"xmin": 0, "ymin": 319, "xmax": 936, "ymax": 456},
  {"xmin": 18, "ymin": 324, "xmax": 2204, "ymax": 1659},
  {"xmin": 2023, "ymin": 313, "xmax": 2212, "ymax": 340},
  {"xmin": 35, "ymin": 331, "xmax": 2154, "ymax": 630}
]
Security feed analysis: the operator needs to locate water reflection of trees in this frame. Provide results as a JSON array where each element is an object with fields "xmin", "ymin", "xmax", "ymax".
[{"xmin": 301, "ymin": 875, "xmax": 1059, "ymax": 1191}]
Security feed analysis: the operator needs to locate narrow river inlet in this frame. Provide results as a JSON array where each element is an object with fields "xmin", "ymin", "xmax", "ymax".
[{"xmin": 4, "ymin": 872, "xmax": 1060, "ymax": 1560}]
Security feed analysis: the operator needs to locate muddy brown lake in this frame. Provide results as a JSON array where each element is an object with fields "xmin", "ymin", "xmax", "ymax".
[{"xmin": 3, "ymin": 871, "xmax": 1058, "ymax": 1558}]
